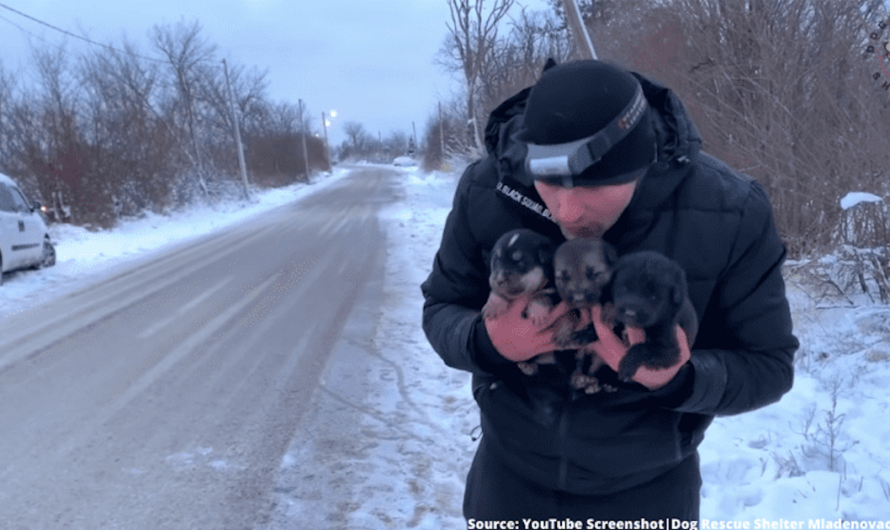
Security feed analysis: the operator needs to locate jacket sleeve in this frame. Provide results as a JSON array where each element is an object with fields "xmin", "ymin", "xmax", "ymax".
[
  {"xmin": 420, "ymin": 163, "xmax": 517, "ymax": 376},
  {"xmin": 668, "ymin": 180, "xmax": 799, "ymax": 416}
]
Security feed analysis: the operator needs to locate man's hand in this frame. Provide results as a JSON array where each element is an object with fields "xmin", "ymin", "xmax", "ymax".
[
  {"xmin": 587, "ymin": 305, "xmax": 690, "ymax": 390},
  {"xmin": 483, "ymin": 295, "xmax": 580, "ymax": 362}
]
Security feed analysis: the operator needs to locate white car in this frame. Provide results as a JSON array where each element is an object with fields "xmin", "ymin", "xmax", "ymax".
[
  {"xmin": 0, "ymin": 172, "xmax": 55, "ymax": 285},
  {"xmin": 393, "ymin": 156, "xmax": 416, "ymax": 167}
]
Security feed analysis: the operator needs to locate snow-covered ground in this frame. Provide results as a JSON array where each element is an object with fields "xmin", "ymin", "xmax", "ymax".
[{"xmin": 2, "ymin": 165, "xmax": 888, "ymax": 526}]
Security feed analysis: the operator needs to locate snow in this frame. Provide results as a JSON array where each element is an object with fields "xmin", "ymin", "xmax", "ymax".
[
  {"xmin": 2, "ymin": 166, "xmax": 889, "ymax": 526},
  {"xmin": 840, "ymin": 192, "xmax": 883, "ymax": 211}
]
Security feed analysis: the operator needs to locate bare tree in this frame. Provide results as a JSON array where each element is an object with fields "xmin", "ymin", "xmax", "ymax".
[
  {"xmin": 439, "ymin": 0, "xmax": 516, "ymax": 157},
  {"xmin": 342, "ymin": 120, "xmax": 371, "ymax": 156},
  {"xmin": 28, "ymin": 45, "xmax": 87, "ymax": 225},
  {"xmin": 206, "ymin": 64, "xmax": 266, "ymax": 135},
  {"xmin": 581, "ymin": 0, "xmax": 890, "ymax": 257},
  {"xmin": 383, "ymin": 130, "xmax": 409, "ymax": 158},
  {"xmin": 434, "ymin": 2, "xmax": 578, "ymax": 161},
  {"xmin": 0, "ymin": 63, "xmax": 17, "ymax": 170},
  {"xmin": 476, "ymin": 7, "xmax": 572, "ymax": 117},
  {"xmin": 78, "ymin": 41, "xmax": 179, "ymax": 217},
  {"xmin": 0, "ymin": 19, "xmax": 336, "ymax": 229},
  {"xmin": 152, "ymin": 19, "xmax": 218, "ymax": 196}
]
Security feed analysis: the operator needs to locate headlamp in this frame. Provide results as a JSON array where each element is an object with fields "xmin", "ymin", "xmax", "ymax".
[{"xmin": 524, "ymin": 81, "xmax": 649, "ymax": 186}]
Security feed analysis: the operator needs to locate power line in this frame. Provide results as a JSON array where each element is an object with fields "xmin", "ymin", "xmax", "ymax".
[{"xmin": 0, "ymin": 1, "xmax": 166, "ymax": 64}]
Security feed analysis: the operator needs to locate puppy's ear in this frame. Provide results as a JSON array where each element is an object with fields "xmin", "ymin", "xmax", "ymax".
[
  {"xmin": 670, "ymin": 281, "xmax": 684, "ymax": 308},
  {"xmin": 538, "ymin": 245, "xmax": 553, "ymax": 267}
]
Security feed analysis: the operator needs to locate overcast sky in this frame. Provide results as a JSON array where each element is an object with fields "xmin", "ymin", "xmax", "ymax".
[{"xmin": 0, "ymin": 0, "xmax": 551, "ymax": 147}]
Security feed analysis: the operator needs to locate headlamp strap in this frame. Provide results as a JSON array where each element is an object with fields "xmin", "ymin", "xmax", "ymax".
[
  {"xmin": 574, "ymin": 81, "xmax": 647, "ymax": 169},
  {"xmin": 526, "ymin": 80, "xmax": 648, "ymax": 179}
]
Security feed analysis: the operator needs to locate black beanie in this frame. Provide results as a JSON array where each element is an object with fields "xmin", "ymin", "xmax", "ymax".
[{"xmin": 517, "ymin": 60, "xmax": 656, "ymax": 185}]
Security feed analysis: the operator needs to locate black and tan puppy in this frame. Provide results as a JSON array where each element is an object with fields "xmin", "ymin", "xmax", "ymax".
[
  {"xmin": 552, "ymin": 237, "xmax": 618, "ymax": 343},
  {"xmin": 482, "ymin": 229, "xmax": 560, "ymax": 375},
  {"xmin": 482, "ymin": 228, "xmax": 558, "ymax": 321},
  {"xmin": 601, "ymin": 251, "xmax": 699, "ymax": 382},
  {"xmin": 552, "ymin": 237, "xmax": 619, "ymax": 393}
]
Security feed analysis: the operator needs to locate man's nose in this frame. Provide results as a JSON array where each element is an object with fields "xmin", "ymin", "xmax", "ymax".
[{"xmin": 554, "ymin": 188, "xmax": 584, "ymax": 224}]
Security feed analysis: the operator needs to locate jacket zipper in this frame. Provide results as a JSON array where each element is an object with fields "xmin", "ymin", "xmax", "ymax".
[
  {"xmin": 556, "ymin": 406, "xmax": 570, "ymax": 490},
  {"xmin": 556, "ymin": 387, "xmax": 582, "ymax": 491}
]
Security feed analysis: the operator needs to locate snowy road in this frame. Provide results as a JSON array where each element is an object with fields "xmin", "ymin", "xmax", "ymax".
[{"xmin": 0, "ymin": 168, "xmax": 401, "ymax": 529}]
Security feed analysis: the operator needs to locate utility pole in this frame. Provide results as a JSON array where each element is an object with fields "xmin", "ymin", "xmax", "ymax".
[
  {"xmin": 321, "ymin": 112, "xmax": 331, "ymax": 171},
  {"xmin": 439, "ymin": 102, "xmax": 445, "ymax": 164},
  {"xmin": 562, "ymin": 0, "xmax": 597, "ymax": 60},
  {"xmin": 299, "ymin": 99, "xmax": 310, "ymax": 181},
  {"xmin": 223, "ymin": 59, "xmax": 250, "ymax": 200}
]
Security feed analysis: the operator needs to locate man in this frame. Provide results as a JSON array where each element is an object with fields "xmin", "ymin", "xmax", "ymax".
[{"xmin": 420, "ymin": 60, "xmax": 798, "ymax": 521}]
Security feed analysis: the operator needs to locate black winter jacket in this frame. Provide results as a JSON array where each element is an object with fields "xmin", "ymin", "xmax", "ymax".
[{"xmin": 420, "ymin": 74, "xmax": 799, "ymax": 496}]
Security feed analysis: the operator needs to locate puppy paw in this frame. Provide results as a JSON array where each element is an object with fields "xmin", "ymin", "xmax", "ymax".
[
  {"xmin": 535, "ymin": 352, "xmax": 557, "ymax": 365},
  {"xmin": 517, "ymin": 361, "xmax": 539, "ymax": 376},
  {"xmin": 570, "ymin": 371, "xmax": 604, "ymax": 394},
  {"xmin": 526, "ymin": 299, "xmax": 552, "ymax": 326}
]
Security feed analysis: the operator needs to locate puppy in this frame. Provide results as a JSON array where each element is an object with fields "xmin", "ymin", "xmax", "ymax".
[
  {"xmin": 552, "ymin": 237, "xmax": 618, "ymax": 344},
  {"xmin": 481, "ymin": 229, "xmax": 559, "ymax": 375},
  {"xmin": 553, "ymin": 238, "xmax": 619, "ymax": 308},
  {"xmin": 482, "ymin": 229, "xmax": 557, "ymax": 321},
  {"xmin": 552, "ymin": 237, "xmax": 619, "ymax": 393},
  {"xmin": 601, "ymin": 251, "xmax": 699, "ymax": 382}
]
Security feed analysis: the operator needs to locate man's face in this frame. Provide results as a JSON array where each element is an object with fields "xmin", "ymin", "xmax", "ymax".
[{"xmin": 534, "ymin": 178, "xmax": 638, "ymax": 240}]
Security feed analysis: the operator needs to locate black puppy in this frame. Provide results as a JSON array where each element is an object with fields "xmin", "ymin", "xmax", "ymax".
[
  {"xmin": 482, "ymin": 229, "xmax": 560, "ymax": 375},
  {"xmin": 601, "ymin": 251, "xmax": 699, "ymax": 382}
]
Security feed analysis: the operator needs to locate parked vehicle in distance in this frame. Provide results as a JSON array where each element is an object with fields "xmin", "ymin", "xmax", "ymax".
[
  {"xmin": 0, "ymin": 172, "xmax": 55, "ymax": 285},
  {"xmin": 393, "ymin": 156, "xmax": 416, "ymax": 167}
]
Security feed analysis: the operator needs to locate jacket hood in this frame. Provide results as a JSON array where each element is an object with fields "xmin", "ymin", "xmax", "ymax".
[{"xmin": 484, "ymin": 86, "xmax": 533, "ymax": 186}]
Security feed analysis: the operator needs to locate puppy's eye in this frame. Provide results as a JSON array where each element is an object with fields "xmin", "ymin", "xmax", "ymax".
[{"xmin": 512, "ymin": 251, "xmax": 523, "ymax": 262}]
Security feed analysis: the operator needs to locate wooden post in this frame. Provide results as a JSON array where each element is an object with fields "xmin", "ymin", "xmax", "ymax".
[
  {"xmin": 299, "ymin": 99, "xmax": 310, "ymax": 181},
  {"xmin": 223, "ymin": 59, "xmax": 250, "ymax": 199},
  {"xmin": 561, "ymin": 0, "xmax": 597, "ymax": 60}
]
